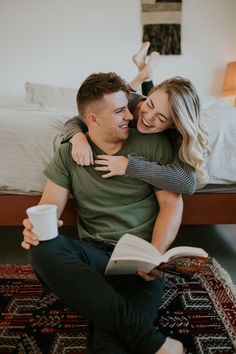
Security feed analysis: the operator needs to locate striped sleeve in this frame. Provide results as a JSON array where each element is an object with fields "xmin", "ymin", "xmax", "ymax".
[
  {"xmin": 125, "ymin": 154, "xmax": 197, "ymax": 194},
  {"xmin": 128, "ymin": 92, "xmax": 146, "ymax": 115},
  {"xmin": 62, "ymin": 115, "xmax": 88, "ymax": 143}
]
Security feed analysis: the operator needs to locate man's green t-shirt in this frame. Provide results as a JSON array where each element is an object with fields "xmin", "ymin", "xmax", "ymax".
[{"xmin": 44, "ymin": 129, "xmax": 173, "ymax": 245}]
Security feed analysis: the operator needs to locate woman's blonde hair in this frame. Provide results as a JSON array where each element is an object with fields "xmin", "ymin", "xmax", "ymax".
[{"xmin": 153, "ymin": 77, "xmax": 210, "ymax": 187}]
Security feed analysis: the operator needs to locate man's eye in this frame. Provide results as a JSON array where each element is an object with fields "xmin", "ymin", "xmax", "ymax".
[{"xmin": 147, "ymin": 101, "xmax": 152, "ymax": 108}]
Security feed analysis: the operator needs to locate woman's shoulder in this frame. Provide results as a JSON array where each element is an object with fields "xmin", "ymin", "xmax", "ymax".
[{"xmin": 128, "ymin": 91, "xmax": 146, "ymax": 114}]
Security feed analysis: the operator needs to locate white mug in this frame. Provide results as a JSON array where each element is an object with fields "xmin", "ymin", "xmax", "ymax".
[{"xmin": 26, "ymin": 204, "xmax": 58, "ymax": 241}]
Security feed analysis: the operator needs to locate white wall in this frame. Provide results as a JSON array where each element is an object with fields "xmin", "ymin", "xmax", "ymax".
[{"xmin": 0, "ymin": 0, "xmax": 235, "ymax": 103}]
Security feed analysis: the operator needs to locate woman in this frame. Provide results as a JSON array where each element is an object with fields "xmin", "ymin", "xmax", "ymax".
[{"xmin": 62, "ymin": 44, "xmax": 209, "ymax": 193}]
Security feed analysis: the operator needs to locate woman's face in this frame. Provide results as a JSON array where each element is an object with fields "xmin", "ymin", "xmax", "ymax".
[{"xmin": 137, "ymin": 88, "xmax": 173, "ymax": 133}]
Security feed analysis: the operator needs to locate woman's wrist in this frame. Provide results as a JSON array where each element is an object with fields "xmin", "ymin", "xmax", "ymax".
[{"xmin": 69, "ymin": 131, "xmax": 86, "ymax": 144}]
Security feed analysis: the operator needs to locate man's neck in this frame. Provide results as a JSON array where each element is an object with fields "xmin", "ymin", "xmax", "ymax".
[{"xmin": 88, "ymin": 133, "xmax": 124, "ymax": 155}]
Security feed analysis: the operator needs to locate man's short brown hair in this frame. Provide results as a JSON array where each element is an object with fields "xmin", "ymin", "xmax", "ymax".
[{"xmin": 76, "ymin": 72, "xmax": 130, "ymax": 118}]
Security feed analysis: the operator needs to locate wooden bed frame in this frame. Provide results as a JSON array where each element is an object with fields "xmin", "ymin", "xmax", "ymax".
[{"xmin": 0, "ymin": 193, "xmax": 236, "ymax": 226}]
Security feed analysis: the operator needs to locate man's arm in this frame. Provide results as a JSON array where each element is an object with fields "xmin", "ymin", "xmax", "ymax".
[
  {"xmin": 38, "ymin": 179, "xmax": 70, "ymax": 218},
  {"xmin": 151, "ymin": 190, "xmax": 183, "ymax": 254},
  {"xmin": 22, "ymin": 179, "xmax": 70, "ymax": 250},
  {"xmin": 137, "ymin": 190, "xmax": 183, "ymax": 281}
]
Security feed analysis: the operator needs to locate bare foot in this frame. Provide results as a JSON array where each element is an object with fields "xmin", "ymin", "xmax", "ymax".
[
  {"xmin": 155, "ymin": 337, "xmax": 184, "ymax": 354},
  {"xmin": 138, "ymin": 51, "xmax": 160, "ymax": 81},
  {"xmin": 132, "ymin": 42, "xmax": 150, "ymax": 71}
]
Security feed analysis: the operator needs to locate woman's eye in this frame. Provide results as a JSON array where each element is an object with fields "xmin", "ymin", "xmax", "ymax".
[{"xmin": 158, "ymin": 115, "xmax": 165, "ymax": 123}]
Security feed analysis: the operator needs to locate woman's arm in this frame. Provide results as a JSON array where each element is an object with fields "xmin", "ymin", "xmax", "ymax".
[
  {"xmin": 62, "ymin": 93, "xmax": 145, "ymax": 165},
  {"xmin": 94, "ymin": 154, "xmax": 197, "ymax": 195},
  {"xmin": 126, "ymin": 155, "xmax": 197, "ymax": 194},
  {"xmin": 62, "ymin": 115, "xmax": 88, "ymax": 143},
  {"xmin": 141, "ymin": 80, "xmax": 154, "ymax": 96},
  {"xmin": 62, "ymin": 116, "xmax": 93, "ymax": 165}
]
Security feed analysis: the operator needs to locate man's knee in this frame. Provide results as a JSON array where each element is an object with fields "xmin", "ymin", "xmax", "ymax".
[{"xmin": 28, "ymin": 235, "xmax": 68, "ymax": 271}]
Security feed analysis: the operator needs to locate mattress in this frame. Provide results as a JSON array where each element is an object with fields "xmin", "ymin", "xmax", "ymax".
[
  {"xmin": 0, "ymin": 104, "xmax": 73, "ymax": 194},
  {"xmin": 0, "ymin": 98, "xmax": 236, "ymax": 195}
]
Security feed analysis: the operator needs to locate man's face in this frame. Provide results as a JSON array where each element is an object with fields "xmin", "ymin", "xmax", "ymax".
[
  {"xmin": 93, "ymin": 91, "xmax": 133, "ymax": 143},
  {"xmin": 137, "ymin": 88, "xmax": 173, "ymax": 133}
]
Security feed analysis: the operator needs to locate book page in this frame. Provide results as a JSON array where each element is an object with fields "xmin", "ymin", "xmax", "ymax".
[
  {"xmin": 105, "ymin": 257, "xmax": 157, "ymax": 275},
  {"xmin": 110, "ymin": 233, "xmax": 161, "ymax": 264},
  {"xmin": 161, "ymin": 246, "xmax": 208, "ymax": 263}
]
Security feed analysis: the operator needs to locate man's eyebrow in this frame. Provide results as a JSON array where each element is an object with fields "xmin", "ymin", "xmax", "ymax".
[
  {"xmin": 150, "ymin": 99, "xmax": 168, "ymax": 121},
  {"xmin": 114, "ymin": 106, "xmax": 126, "ymax": 112}
]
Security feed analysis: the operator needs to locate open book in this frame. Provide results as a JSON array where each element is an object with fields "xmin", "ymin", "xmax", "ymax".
[{"xmin": 105, "ymin": 234, "xmax": 209, "ymax": 278}]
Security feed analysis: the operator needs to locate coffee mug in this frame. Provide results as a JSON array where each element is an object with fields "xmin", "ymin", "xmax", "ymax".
[{"xmin": 26, "ymin": 204, "xmax": 58, "ymax": 241}]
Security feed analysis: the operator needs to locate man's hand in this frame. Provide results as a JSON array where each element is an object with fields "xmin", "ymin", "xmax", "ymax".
[
  {"xmin": 21, "ymin": 218, "xmax": 63, "ymax": 250},
  {"xmin": 137, "ymin": 269, "xmax": 163, "ymax": 282}
]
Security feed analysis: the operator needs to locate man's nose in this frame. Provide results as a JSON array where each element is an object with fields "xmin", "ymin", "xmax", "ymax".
[{"xmin": 125, "ymin": 108, "xmax": 133, "ymax": 121}]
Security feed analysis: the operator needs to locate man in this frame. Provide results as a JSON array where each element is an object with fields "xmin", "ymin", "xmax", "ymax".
[{"xmin": 22, "ymin": 72, "xmax": 183, "ymax": 354}]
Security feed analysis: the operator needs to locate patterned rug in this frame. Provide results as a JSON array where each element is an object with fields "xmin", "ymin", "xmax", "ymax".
[{"xmin": 0, "ymin": 260, "xmax": 235, "ymax": 354}]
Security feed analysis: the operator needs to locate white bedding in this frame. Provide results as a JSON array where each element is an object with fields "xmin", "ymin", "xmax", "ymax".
[
  {"xmin": 0, "ymin": 98, "xmax": 235, "ymax": 194},
  {"xmin": 201, "ymin": 98, "xmax": 236, "ymax": 184},
  {"xmin": 0, "ymin": 104, "xmax": 74, "ymax": 194}
]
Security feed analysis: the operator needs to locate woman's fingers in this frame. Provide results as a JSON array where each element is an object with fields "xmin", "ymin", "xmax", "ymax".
[
  {"xmin": 72, "ymin": 150, "xmax": 94, "ymax": 166},
  {"xmin": 96, "ymin": 155, "xmax": 108, "ymax": 160},
  {"xmin": 94, "ymin": 159, "xmax": 109, "ymax": 166}
]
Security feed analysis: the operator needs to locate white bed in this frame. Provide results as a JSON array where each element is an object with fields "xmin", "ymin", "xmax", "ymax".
[
  {"xmin": 0, "ymin": 103, "xmax": 74, "ymax": 194},
  {"xmin": 0, "ymin": 83, "xmax": 236, "ymax": 225}
]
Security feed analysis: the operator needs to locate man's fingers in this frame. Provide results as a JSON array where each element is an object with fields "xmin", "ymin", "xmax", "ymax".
[
  {"xmin": 23, "ymin": 218, "xmax": 32, "ymax": 229},
  {"xmin": 58, "ymin": 220, "xmax": 63, "ymax": 227},
  {"xmin": 24, "ymin": 234, "xmax": 39, "ymax": 246},
  {"xmin": 137, "ymin": 270, "xmax": 156, "ymax": 282},
  {"xmin": 21, "ymin": 241, "xmax": 30, "ymax": 250}
]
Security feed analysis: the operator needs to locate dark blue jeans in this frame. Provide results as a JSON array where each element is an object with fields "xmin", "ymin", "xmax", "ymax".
[{"xmin": 29, "ymin": 235, "xmax": 166, "ymax": 354}]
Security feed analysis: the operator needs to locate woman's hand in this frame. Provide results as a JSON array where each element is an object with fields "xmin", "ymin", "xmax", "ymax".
[
  {"xmin": 69, "ymin": 132, "xmax": 94, "ymax": 166},
  {"xmin": 94, "ymin": 155, "xmax": 128, "ymax": 178}
]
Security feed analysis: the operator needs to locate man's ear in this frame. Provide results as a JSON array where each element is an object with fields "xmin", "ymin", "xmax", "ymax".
[{"xmin": 87, "ymin": 113, "xmax": 99, "ymax": 126}]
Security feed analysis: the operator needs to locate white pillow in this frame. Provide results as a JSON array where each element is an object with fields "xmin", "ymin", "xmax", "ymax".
[{"xmin": 25, "ymin": 82, "xmax": 77, "ymax": 112}]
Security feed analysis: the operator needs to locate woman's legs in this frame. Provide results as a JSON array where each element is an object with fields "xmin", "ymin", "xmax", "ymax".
[
  {"xmin": 132, "ymin": 42, "xmax": 150, "ymax": 71},
  {"xmin": 29, "ymin": 235, "xmax": 166, "ymax": 354},
  {"xmin": 129, "ymin": 42, "xmax": 160, "ymax": 95}
]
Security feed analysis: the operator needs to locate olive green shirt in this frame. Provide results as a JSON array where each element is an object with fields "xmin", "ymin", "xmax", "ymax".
[{"xmin": 44, "ymin": 129, "xmax": 173, "ymax": 245}]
